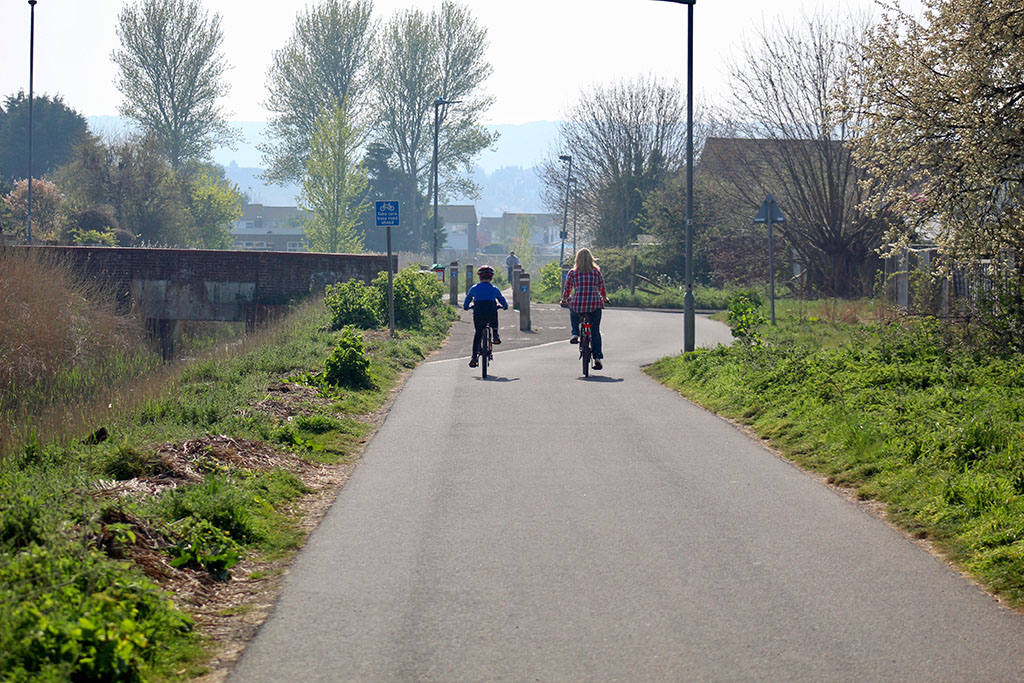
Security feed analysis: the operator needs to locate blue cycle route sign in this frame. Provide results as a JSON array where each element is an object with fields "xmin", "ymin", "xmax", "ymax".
[{"xmin": 375, "ymin": 200, "xmax": 400, "ymax": 227}]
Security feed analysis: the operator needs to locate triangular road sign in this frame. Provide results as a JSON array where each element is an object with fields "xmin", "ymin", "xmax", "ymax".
[{"xmin": 754, "ymin": 194, "xmax": 786, "ymax": 224}]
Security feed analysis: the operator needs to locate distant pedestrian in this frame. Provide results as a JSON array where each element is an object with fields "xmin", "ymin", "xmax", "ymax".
[{"xmin": 505, "ymin": 250, "xmax": 520, "ymax": 283}]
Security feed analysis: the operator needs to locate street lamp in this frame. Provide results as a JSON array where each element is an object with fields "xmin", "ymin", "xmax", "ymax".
[
  {"xmin": 432, "ymin": 96, "xmax": 461, "ymax": 265},
  {"xmin": 652, "ymin": 0, "xmax": 696, "ymax": 352},
  {"xmin": 558, "ymin": 154, "xmax": 572, "ymax": 267},
  {"xmin": 569, "ymin": 176, "xmax": 579, "ymax": 255},
  {"xmin": 26, "ymin": 0, "xmax": 38, "ymax": 244}
]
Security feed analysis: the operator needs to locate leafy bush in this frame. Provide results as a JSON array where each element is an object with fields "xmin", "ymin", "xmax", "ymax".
[
  {"xmin": 324, "ymin": 267, "xmax": 447, "ymax": 332},
  {"xmin": 0, "ymin": 542, "xmax": 193, "ymax": 682},
  {"xmin": 371, "ymin": 267, "xmax": 445, "ymax": 329},
  {"xmin": 168, "ymin": 517, "xmax": 241, "ymax": 580},
  {"xmin": 540, "ymin": 260, "xmax": 563, "ymax": 294},
  {"xmin": 324, "ymin": 326, "xmax": 374, "ymax": 390},
  {"xmin": 727, "ymin": 292, "xmax": 766, "ymax": 347},
  {"xmin": 324, "ymin": 280, "xmax": 383, "ymax": 330},
  {"xmin": 0, "ymin": 494, "xmax": 50, "ymax": 550}
]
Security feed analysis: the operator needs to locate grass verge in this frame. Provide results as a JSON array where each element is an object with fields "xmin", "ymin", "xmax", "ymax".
[
  {"xmin": 0, "ymin": 296, "xmax": 452, "ymax": 680},
  {"xmin": 646, "ymin": 313, "xmax": 1024, "ymax": 606}
]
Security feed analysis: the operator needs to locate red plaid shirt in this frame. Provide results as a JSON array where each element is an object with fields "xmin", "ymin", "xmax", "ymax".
[{"xmin": 562, "ymin": 268, "xmax": 607, "ymax": 313}]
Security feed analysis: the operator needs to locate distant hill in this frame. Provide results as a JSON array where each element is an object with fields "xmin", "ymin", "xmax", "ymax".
[{"xmin": 85, "ymin": 116, "xmax": 559, "ymax": 215}]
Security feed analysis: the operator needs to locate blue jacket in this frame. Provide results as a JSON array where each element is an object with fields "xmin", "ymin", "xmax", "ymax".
[{"xmin": 464, "ymin": 281, "xmax": 508, "ymax": 313}]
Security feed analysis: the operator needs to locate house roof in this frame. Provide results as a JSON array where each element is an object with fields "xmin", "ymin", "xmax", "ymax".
[
  {"xmin": 438, "ymin": 204, "xmax": 478, "ymax": 224},
  {"xmin": 500, "ymin": 212, "xmax": 559, "ymax": 227},
  {"xmin": 701, "ymin": 136, "xmax": 848, "ymax": 176}
]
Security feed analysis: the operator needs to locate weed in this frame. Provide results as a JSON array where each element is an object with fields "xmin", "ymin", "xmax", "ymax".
[{"xmin": 325, "ymin": 326, "xmax": 374, "ymax": 390}]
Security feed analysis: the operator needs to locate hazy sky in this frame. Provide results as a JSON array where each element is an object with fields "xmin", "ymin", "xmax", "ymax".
[{"xmin": 0, "ymin": 0, "xmax": 912, "ymax": 126}]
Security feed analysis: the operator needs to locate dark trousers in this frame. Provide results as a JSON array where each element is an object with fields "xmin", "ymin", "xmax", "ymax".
[
  {"xmin": 472, "ymin": 306, "xmax": 499, "ymax": 357},
  {"xmin": 570, "ymin": 308, "xmax": 603, "ymax": 359}
]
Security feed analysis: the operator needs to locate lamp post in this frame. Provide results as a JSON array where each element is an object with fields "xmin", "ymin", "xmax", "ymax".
[
  {"xmin": 26, "ymin": 0, "xmax": 38, "ymax": 244},
  {"xmin": 558, "ymin": 154, "xmax": 572, "ymax": 267},
  {"xmin": 432, "ymin": 96, "xmax": 460, "ymax": 265},
  {"xmin": 652, "ymin": 0, "xmax": 696, "ymax": 352},
  {"xmin": 569, "ymin": 176, "xmax": 579, "ymax": 255}
]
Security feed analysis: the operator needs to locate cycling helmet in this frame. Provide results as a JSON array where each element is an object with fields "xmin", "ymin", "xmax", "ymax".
[{"xmin": 477, "ymin": 265, "xmax": 495, "ymax": 278}]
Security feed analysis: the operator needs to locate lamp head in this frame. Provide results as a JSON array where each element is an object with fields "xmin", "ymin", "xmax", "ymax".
[{"xmin": 559, "ymin": 155, "xmax": 571, "ymax": 162}]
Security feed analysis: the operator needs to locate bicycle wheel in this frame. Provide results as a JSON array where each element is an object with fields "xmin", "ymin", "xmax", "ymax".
[
  {"xmin": 481, "ymin": 328, "xmax": 490, "ymax": 378},
  {"xmin": 580, "ymin": 320, "xmax": 591, "ymax": 377}
]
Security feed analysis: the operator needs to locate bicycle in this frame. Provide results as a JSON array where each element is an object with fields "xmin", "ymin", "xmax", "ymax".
[
  {"xmin": 578, "ymin": 311, "xmax": 592, "ymax": 377},
  {"xmin": 469, "ymin": 302, "xmax": 503, "ymax": 378},
  {"xmin": 479, "ymin": 322, "xmax": 494, "ymax": 378}
]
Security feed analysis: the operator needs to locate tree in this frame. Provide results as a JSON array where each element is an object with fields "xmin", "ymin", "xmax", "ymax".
[
  {"xmin": 112, "ymin": 0, "xmax": 235, "ymax": 169},
  {"xmin": 262, "ymin": 0, "xmax": 376, "ymax": 185},
  {"xmin": 184, "ymin": 167, "xmax": 243, "ymax": 249},
  {"xmin": 0, "ymin": 92, "xmax": 88, "ymax": 184},
  {"xmin": 853, "ymin": 0, "xmax": 1024, "ymax": 346},
  {"xmin": 53, "ymin": 133, "xmax": 188, "ymax": 246},
  {"xmin": 358, "ymin": 142, "xmax": 422, "ymax": 252},
  {"xmin": 3, "ymin": 178, "xmax": 65, "ymax": 242},
  {"xmin": 373, "ymin": 1, "xmax": 497, "ymax": 249},
  {"xmin": 539, "ymin": 76, "xmax": 688, "ymax": 250},
  {"xmin": 300, "ymin": 103, "xmax": 370, "ymax": 253},
  {"xmin": 713, "ymin": 11, "xmax": 888, "ymax": 297}
]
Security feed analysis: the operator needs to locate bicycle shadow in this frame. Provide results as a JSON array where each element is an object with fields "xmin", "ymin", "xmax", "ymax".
[
  {"xmin": 577, "ymin": 375, "xmax": 624, "ymax": 383},
  {"xmin": 475, "ymin": 376, "xmax": 519, "ymax": 382}
]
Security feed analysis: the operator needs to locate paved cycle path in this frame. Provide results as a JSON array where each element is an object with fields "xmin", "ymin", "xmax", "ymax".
[{"xmin": 232, "ymin": 307, "xmax": 1024, "ymax": 682}]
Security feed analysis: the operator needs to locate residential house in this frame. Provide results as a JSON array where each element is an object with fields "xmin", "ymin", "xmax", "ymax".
[
  {"xmin": 478, "ymin": 212, "xmax": 561, "ymax": 250},
  {"xmin": 438, "ymin": 204, "xmax": 479, "ymax": 254},
  {"xmin": 231, "ymin": 204, "xmax": 309, "ymax": 252}
]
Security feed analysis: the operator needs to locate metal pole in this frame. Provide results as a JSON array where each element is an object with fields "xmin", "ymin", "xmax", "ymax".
[
  {"xmin": 432, "ymin": 100, "xmax": 441, "ymax": 266},
  {"xmin": 386, "ymin": 225, "xmax": 395, "ymax": 337},
  {"xmin": 768, "ymin": 212, "xmax": 776, "ymax": 325},
  {"xmin": 27, "ymin": 0, "xmax": 37, "ymax": 244},
  {"xmin": 559, "ymin": 155, "xmax": 572, "ymax": 266},
  {"xmin": 683, "ymin": 1, "xmax": 695, "ymax": 352},
  {"xmin": 570, "ymin": 177, "xmax": 578, "ymax": 255}
]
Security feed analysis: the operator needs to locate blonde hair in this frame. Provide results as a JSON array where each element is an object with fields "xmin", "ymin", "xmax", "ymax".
[{"xmin": 573, "ymin": 248, "xmax": 597, "ymax": 273}]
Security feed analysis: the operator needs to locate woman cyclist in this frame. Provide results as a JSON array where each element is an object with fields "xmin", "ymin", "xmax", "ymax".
[{"xmin": 559, "ymin": 248, "xmax": 608, "ymax": 370}]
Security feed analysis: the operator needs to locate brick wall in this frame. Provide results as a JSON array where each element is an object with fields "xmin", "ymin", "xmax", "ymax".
[{"xmin": 9, "ymin": 246, "xmax": 394, "ymax": 306}]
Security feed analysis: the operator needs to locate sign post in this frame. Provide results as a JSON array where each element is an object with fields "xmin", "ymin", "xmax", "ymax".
[
  {"xmin": 375, "ymin": 201, "xmax": 399, "ymax": 337},
  {"xmin": 754, "ymin": 194, "xmax": 786, "ymax": 325}
]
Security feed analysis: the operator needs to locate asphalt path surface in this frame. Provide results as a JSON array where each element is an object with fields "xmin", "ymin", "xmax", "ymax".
[{"xmin": 232, "ymin": 300, "xmax": 1024, "ymax": 682}]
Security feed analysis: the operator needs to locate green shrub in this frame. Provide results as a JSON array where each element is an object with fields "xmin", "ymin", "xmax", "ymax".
[
  {"xmin": 371, "ymin": 267, "xmax": 445, "ymax": 329},
  {"xmin": 168, "ymin": 517, "xmax": 241, "ymax": 580},
  {"xmin": 324, "ymin": 326, "xmax": 374, "ymax": 390},
  {"xmin": 324, "ymin": 280, "xmax": 383, "ymax": 330},
  {"xmin": 0, "ymin": 542, "xmax": 193, "ymax": 681},
  {"xmin": 726, "ymin": 292, "xmax": 766, "ymax": 347},
  {"xmin": 0, "ymin": 494, "xmax": 49, "ymax": 550}
]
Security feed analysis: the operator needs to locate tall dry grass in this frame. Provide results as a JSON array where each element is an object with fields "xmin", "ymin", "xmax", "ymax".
[{"xmin": 0, "ymin": 247, "xmax": 162, "ymax": 457}]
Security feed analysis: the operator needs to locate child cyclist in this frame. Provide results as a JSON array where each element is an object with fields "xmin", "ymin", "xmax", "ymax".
[{"xmin": 463, "ymin": 265, "xmax": 508, "ymax": 368}]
